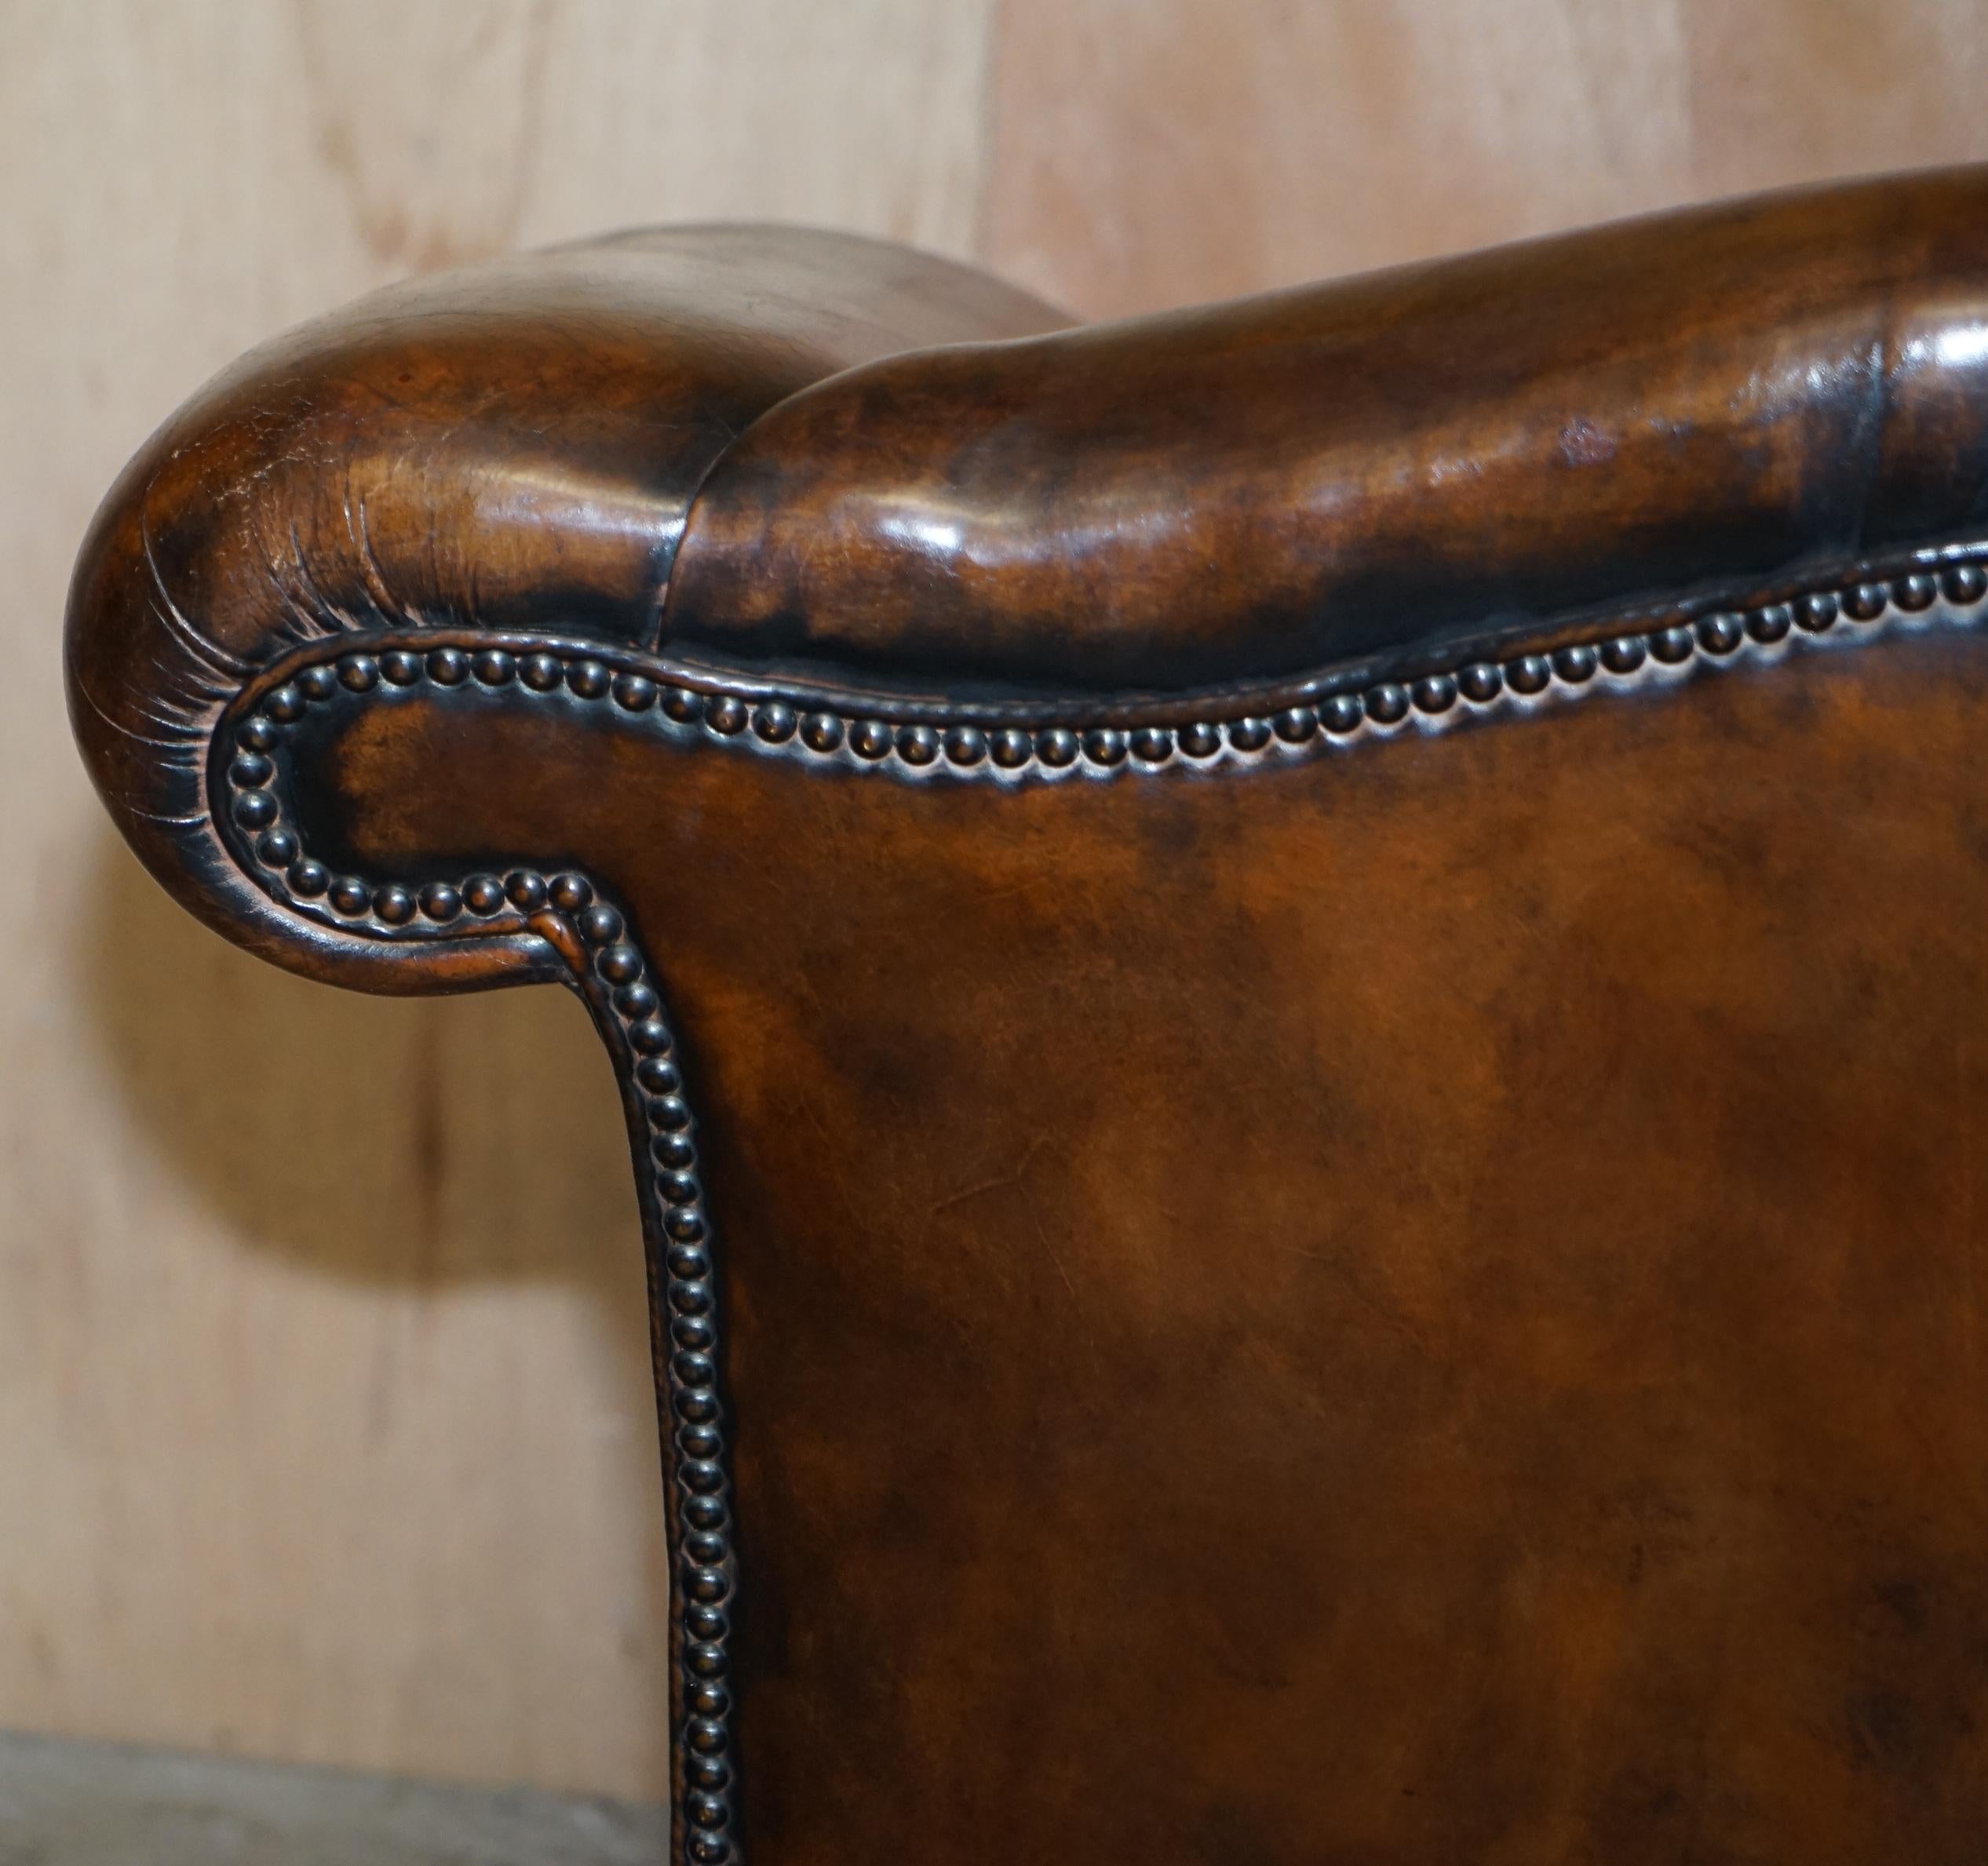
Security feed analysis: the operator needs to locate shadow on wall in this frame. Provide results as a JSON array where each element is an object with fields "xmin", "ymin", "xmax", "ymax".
[
  {"xmin": 75, "ymin": 827, "xmax": 643, "ymax": 1281},
  {"xmin": 68, "ymin": 824, "xmax": 674, "ymax": 1785}
]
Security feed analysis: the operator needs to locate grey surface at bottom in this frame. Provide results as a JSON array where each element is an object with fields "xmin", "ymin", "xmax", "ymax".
[{"xmin": 0, "ymin": 1731, "xmax": 669, "ymax": 1865}]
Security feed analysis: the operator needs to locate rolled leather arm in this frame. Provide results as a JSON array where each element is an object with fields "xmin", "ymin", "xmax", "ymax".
[
  {"xmin": 665, "ymin": 166, "xmax": 1988, "ymax": 690},
  {"xmin": 62, "ymin": 171, "xmax": 1988, "ymax": 1866},
  {"xmin": 64, "ymin": 225, "xmax": 1067, "ymax": 986},
  {"xmin": 70, "ymin": 169, "xmax": 1988, "ymax": 988}
]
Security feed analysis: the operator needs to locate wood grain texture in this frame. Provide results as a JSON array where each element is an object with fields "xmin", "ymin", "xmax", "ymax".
[
  {"xmin": 0, "ymin": 0, "xmax": 992, "ymax": 1799},
  {"xmin": 982, "ymin": 0, "xmax": 1988, "ymax": 317}
]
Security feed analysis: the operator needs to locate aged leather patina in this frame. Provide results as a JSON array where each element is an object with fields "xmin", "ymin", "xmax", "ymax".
[{"xmin": 67, "ymin": 171, "xmax": 1988, "ymax": 1862}]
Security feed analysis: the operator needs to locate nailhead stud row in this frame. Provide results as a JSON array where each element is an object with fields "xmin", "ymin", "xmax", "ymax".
[
  {"xmin": 595, "ymin": 912, "xmax": 739, "ymax": 1866},
  {"xmin": 226, "ymin": 689, "xmax": 739, "ymax": 1864},
  {"xmin": 560, "ymin": 894, "xmax": 739, "ymax": 1864},
  {"xmin": 232, "ymin": 560, "xmax": 1988, "ymax": 822}
]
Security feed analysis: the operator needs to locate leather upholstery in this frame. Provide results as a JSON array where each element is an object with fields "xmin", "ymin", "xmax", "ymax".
[
  {"xmin": 67, "ymin": 225, "xmax": 1063, "ymax": 936},
  {"xmin": 665, "ymin": 167, "xmax": 1988, "ymax": 691},
  {"xmin": 63, "ymin": 169, "xmax": 1988, "ymax": 1864}
]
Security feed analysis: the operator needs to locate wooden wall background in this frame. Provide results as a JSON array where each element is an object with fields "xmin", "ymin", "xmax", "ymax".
[{"xmin": 5, "ymin": 0, "xmax": 1985, "ymax": 1802}]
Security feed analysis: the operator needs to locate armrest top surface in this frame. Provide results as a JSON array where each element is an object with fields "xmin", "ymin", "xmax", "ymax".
[
  {"xmin": 65, "ymin": 224, "xmax": 1064, "ymax": 906},
  {"xmin": 67, "ymin": 167, "xmax": 1988, "ymax": 917},
  {"xmin": 665, "ymin": 166, "xmax": 1988, "ymax": 691}
]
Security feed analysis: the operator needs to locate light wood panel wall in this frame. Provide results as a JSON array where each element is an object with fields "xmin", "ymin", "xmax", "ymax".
[
  {"xmin": 0, "ymin": 0, "xmax": 997, "ymax": 1800},
  {"xmin": 983, "ymin": 0, "xmax": 1988, "ymax": 316},
  {"xmin": 4, "ymin": 0, "xmax": 1985, "ymax": 1801}
]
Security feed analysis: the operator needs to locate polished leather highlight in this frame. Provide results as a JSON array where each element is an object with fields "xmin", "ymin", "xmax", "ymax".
[
  {"xmin": 67, "ymin": 225, "xmax": 1063, "ymax": 936},
  {"xmin": 64, "ymin": 168, "xmax": 1988, "ymax": 1864},
  {"xmin": 666, "ymin": 168, "xmax": 1988, "ymax": 690}
]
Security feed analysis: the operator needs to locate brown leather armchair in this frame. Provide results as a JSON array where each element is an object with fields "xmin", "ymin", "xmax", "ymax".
[{"xmin": 67, "ymin": 171, "xmax": 1988, "ymax": 1862}]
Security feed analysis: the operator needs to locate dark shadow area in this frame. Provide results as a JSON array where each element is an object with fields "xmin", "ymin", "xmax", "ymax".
[{"xmin": 70, "ymin": 825, "xmax": 674, "ymax": 1791}]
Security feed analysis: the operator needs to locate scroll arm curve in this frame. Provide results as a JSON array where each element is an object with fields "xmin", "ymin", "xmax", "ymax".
[
  {"xmin": 67, "ymin": 580, "xmax": 747, "ymax": 1864},
  {"xmin": 67, "ymin": 461, "xmax": 575, "ymax": 997}
]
